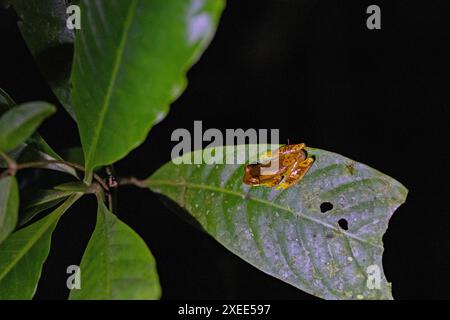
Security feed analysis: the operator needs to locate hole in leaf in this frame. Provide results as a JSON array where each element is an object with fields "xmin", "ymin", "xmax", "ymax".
[
  {"xmin": 338, "ymin": 218, "xmax": 349, "ymax": 231},
  {"xmin": 320, "ymin": 202, "xmax": 333, "ymax": 213}
]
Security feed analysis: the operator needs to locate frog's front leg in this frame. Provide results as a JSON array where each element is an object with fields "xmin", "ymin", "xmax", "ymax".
[{"xmin": 276, "ymin": 157, "xmax": 315, "ymax": 190}]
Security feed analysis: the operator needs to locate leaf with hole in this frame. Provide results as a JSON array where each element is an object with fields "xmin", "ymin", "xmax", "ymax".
[
  {"xmin": 69, "ymin": 198, "xmax": 161, "ymax": 300},
  {"xmin": 0, "ymin": 194, "xmax": 80, "ymax": 299},
  {"xmin": 147, "ymin": 145, "xmax": 408, "ymax": 300},
  {"xmin": 0, "ymin": 176, "xmax": 19, "ymax": 245},
  {"xmin": 71, "ymin": 0, "xmax": 225, "ymax": 180}
]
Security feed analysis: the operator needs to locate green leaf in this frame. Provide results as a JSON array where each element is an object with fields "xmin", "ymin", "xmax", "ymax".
[
  {"xmin": 147, "ymin": 145, "xmax": 408, "ymax": 300},
  {"xmin": 12, "ymin": 0, "xmax": 75, "ymax": 118},
  {"xmin": 0, "ymin": 89, "xmax": 76, "ymax": 175},
  {"xmin": 0, "ymin": 177, "xmax": 19, "ymax": 245},
  {"xmin": 0, "ymin": 102, "xmax": 56, "ymax": 153},
  {"xmin": 72, "ymin": 0, "xmax": 225, "ymax": 180},
  {"xmin": 0, "ymin": 194, "xmax": 80, "ymax": 299},
  {"xmin": 69, "ymin": 199, "xmax": 161, "ymax": 300},
  {"xmin": 53, "ymin": 181, "xmax": 88, "ymax": 193},
  {"xmin": 19, "ymin": 188, "xmax": 75, "ymax": 227},
  {"xmin": 0, "ymin": 89, "xmax": 26, "ymax": 167}
]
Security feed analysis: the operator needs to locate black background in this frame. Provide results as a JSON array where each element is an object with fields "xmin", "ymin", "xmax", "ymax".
[{"xmin": 0, "ymin": 0, "xmax": 449, "ymax": 300}]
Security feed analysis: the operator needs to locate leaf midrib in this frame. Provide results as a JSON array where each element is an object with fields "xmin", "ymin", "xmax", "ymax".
[
  {"xmin": 84, "ymin": 0, "xmax": 138, "ymax": 178},
  {"xmin": 147, "ymin": 179, "xmax": 383, "ymax": 249}
]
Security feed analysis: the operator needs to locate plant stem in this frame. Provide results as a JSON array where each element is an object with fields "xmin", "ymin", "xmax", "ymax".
[
  {"xmin": 118, "ymin": 176, "xmax": 147, "ymax": 188},
  {"xmin": 0, "ymin": 156, "xmax": 150, "ymax": 194},
  {"xmin": 107, "ymin": 165, "xmax": 118, "ymax": 212},
  {"xmin": 0, "ymin": 158, "xmax": 110, "ymax": 192}
]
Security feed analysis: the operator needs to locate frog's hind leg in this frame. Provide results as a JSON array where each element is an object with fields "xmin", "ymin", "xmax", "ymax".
[
  {"xmin": 260, "ymin": 175, "xmax": 284, "ymax": 188},
  {"xmin": 276, "ymin": 157, "xmax": 314, "ymax": 190}
]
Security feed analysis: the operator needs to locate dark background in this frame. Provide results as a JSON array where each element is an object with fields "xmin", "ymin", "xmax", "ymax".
[{"xmin": 0, "ymin": 0, "xmax": 449, "ymax": 299}]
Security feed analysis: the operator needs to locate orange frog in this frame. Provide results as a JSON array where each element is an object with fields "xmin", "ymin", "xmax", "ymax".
[{"xmin": 243, "ymin": 143, "xmax": 314, "ymax": 190}]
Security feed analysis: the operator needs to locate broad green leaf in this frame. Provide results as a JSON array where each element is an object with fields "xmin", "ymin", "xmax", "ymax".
[
  {"xmin": 72, "ymin": 0, "xmax": 225, "ymax": 181},
  {"xmin": 0, "ymin": 177, "xmax": 19, "ymax": 245},
  {"xmin": 12, "ymin": 0, "xmax": 75, "ymax": 118},
  {"xmin": 0, "ymin": 102, "xmax": 56, "ymax": 153},
  {"xmin": 147, "ymin": 146, "xmax": 408, "ymax": 300},
  {"xmin": 0, "ymin": 194, "xmax": 81, "ymax": 299},
  {"xmin": 69, "ymin": 199, "xmax": 161, "ymax": 300}
]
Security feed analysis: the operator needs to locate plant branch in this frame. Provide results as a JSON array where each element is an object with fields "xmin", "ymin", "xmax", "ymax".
[
  {"xmin": 0, "ymin": 159, "xmax": 110, "ymax": 192},
  {"xmin": 118, "ymin": 176, "xmax": 147, "ymax": 188}
]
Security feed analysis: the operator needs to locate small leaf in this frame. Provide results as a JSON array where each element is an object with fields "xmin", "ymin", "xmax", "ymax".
[
  {"xmin": 0, "ymin": 90, "xmax": 75, "ymax": 176},
  {"xmin": 147, "ymin": 145, "xmax": 408, "ymax": 300},
  {"xmin": 69, "ymin": 199, "xmax": 161, "ymax": 300},
  {"xmin": 0, "ymin": 194, "xmax": 80, "ymax": 299},
  {"xmin": 0, "ymin": 177, "xmax": 19, "ymax": 245},
  {"xmin": 12, "ymin": 0, "xmax": 76, "ymax": 118},
  {"xmin": 0, "ymin": 90, "xmax": 26, "ymax": 167},
  {"xmin": 72, "ymin": 0, "xmax": 225, "ymax": 180},
  {"xmin": 0, "ymin": 102, "xmax": 56, "ymax": 153},
  {"xmin": 19, "ymin": 188, "xmax": 75, "ymax": 227}
]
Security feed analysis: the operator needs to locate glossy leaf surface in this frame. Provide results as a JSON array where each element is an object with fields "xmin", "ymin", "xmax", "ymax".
[
  {"xmin": 72, "ymin": 0, "xmax": 225, "ymax": 180},
  {"xmin": 148, "ymin": 146, "xmax": 408, "ymax": 300}
]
